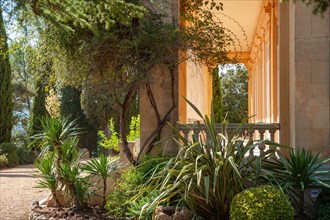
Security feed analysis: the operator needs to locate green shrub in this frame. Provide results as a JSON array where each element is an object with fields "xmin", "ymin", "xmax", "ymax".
[
  {"xmin": 261, "ymin": 148, "xmax": 330, "ymax": 216},
  {"xmin": 127, "ymin": 115, "xmax": 140, "ymax": 141},
  {"xmin": 0, "ymin": 154, "xmax": 8, "ymax": 168},
  {"xmin": 98, "ymin": 118, "xmax": 119, "ymax": 152},
  {"xmin": 230, "ymin": 185, "xmax": 294, "ymax": 220},
  {"xmin": 17, "ymin": 147, "xmax": 36, "ymax": 165},
  {"xmin": 315, "ymin": 188, "xmax": 330, "ymax": 220},
  {"xmin": 0, "ymin": 142, "xmax": 18, "ymax": 167},
  {"xmin": 105, "ymin": 155, "xmax": 165, "ymax": 219},
  {"xmin": 106, "ymin": 167, "xmax": 144, "ymax": 218}
]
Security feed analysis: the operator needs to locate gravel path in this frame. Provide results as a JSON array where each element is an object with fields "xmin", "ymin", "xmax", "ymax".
[{"xmin": 0, "ymin": 165, "xmax": 49, "ymax": 220}]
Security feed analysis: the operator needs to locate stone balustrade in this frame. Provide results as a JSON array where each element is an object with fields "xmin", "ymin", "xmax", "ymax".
[{"xmin": 178, "ymin": 123, "xmax": 280, "ymax": 157}]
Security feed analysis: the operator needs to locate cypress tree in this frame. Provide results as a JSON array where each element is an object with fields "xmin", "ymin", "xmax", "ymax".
[
  {"xmin": 0, "ymin": 8, "xmax": 13, "ymax": 144},
  {"xmin": 212, "ymin": 67, "xmax": 223, "ymax": 123},
  {"xmin": 60, "ymin": 86, "xmax": 97, "ymax": 152},
  {"xmin": 29, "ymin": 77, "xmax": 49, "ymax": 137}
]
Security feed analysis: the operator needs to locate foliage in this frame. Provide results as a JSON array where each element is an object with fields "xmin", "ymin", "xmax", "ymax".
[
  {"xmin": 32, "ymin": 117, "xmax": 85, "ymax": 208},
  {"xmin": 0, "ymin": 154, "xmax": 8, "ymax": 168},
  {"xmin": 212, "ymin": 67, "xmax": 223, "ymax": 123},
  {"xmin": 105, "ymin": 168, "xmax": 144, "ymax": 218},
  {"xmin": 127, "ymin": 189, "xmax": 159, "ymax": 220},
  {"xmin": 0, "ymin": 6, "xmax": 13, "ymax": 144},
  {"xmin": 10, "ymin": 38, "xmax": 35, "ymax": 132},
  {"xmin": 83, "ymin": 154, "xmax": 119, "ymax": 208},
  {"xmin": 17, "ymin": 147, "xmax": 36, "ymax": 165},
  {"xmin": 297, "ymin": 0, "xmax": 329, "ymax": 16},
  {"xmin": 315, "ymin": 188, "xmax": 330, "ymax": 220},
  {"xmin": 23, "ymin": 0, "xmax": 237, "ymax": 165},
  {"xmin": 34, "ymin": 156, "xmax": 59, "ymax": 205},
  {"xmin": 127, "ymin": 115, "xmax": 140, "ymax": 141},
  {"xmin": 230, "ymin": 185, "xmax": 294, "ymax": 220},
  {"xmin": 0, "ymin": 142, "xmax": 18, "ymax": 167},
  {"xmin": 138, "ymin": 99, "xmax": 278, "ymax": 219},
  {"xmin": 98, "ymin": 118, "xmax": 119, "ymax": 152},
  {"xmin": 60, "ymin": 86, "xmax": 98, "ymax": 152},
  {"xmin": 29, "ymin": 76, "xmax": 50, "ymax": 142},
  {"xmin": 219, "ymin": 65, "xmax": 248, "ymax": 123},
  {"xmin": 45, "ymin": 88, "xmax": 60, "ymax": 119},
  {"xmin": 261, "ymin": 148, "xmax": 330, "ymax": 217},
  {"xmin": 106, "ymin": 155, "xmax": 167, "ymax": 219}
]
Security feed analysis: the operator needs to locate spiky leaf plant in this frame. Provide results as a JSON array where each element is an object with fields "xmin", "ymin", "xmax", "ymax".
[
  {"xmin": 137, "ymin": 99, "xmax": 278, "ymax": 220},
  {"xmin": 83, "ymin": 154, "xmax": 119, "ymax": 208},
  {"xmin": 32, "ymin": 117, "xmax": 81, "ymax": 176},
  {"xmin": 261, "ymin": 148, "xmax": 330, "ymax": 217},
  {"xmin": 34, "ymin": 156, "xmax": 60, "ymax": 206}
]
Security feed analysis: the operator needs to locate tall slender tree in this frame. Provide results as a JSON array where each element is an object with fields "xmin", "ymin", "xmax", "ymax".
[
  {"xmin": 29, "ymin": 76, "xmax": 49, "ymax": 138},
  {"xmin": 60, "ymin": 86, "xmax": 98, "ymax": 152},
  {"xmin": 212, "ymin": 67, "xmax": 223, "ymax": 123},
  {"xmin": 0, "ymin": 6, "xmax": 13, "ymax": 144}
]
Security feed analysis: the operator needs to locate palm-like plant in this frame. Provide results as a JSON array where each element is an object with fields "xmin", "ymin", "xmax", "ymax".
[
  {"xmin": 33, "ymin": 117, "xmax": 81, "ymax": 175},
  {"xmin": 32, "ymin": 117, "xmax": 82, "ymax": 208},
  {"xmin": 34, "ymin": 156, "xmax": 60, "ymax": 206},
  {"xmin": 138, "ymin": 100, "xmax": 277, "ymax": 219},
  {"xmin": 83, "ymin": 154, "xmax": 120, "ymax": 208},
  {"xmin": 262, "ymin": 148, "xmax": 330, "ymax": 217}
]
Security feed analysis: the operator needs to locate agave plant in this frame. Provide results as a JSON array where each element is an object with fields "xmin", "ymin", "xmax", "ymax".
[
  {"xmin": 83, "ymin": 154, "xmax": 120, "ymax": 208},
  {"xmin": 138, "ymin": 99, "xmax": 278, "ymax": 219},
  {"xmin": 261, "ymin": 148, "xmax": 330, "ymax": 217}
]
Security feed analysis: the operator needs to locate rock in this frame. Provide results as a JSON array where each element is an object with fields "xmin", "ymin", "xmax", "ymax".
[
  {"xmin": 69, "ymin": 210, "xmax": 75, "ymax": 216},
  {"xmin": 164, "ymin": 206, "xmax": 176, "ymax": 215},
  {"xmin": 155, "ymin": 206, "xmax": 165, "ymax": 215},
  {"xmin": 80, "ymin": 148, "xmax": 90, "ymax": 159},
  {"xmin": 155, "ymin": 212, "xmax": 172, "ymax": 220},
  {"xmin": 173, "ymin": 211, "xmax": 184, "ymax": 220},
  {"xmin": 30, "ymin": 200, "xmax": 40, "ymax": 210},
  {"xmin": 35, "ymin": 216, "xmax": 47, "ymax": 220},
  {"xmin": 175, "ymin": 206, "xmax": 182, "ymax": 212},
  {"xmin": 46, "ymin": 191, "xmax": 73, "ymax": 207},
  {"xmin": 180, "ymin": 206, "xmax": 193, "ymax": 220}
]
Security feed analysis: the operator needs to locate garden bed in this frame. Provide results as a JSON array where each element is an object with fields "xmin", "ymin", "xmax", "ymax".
[{"xmin": 29, "ymin": 206, "xmax": 119, "ymax": 220}]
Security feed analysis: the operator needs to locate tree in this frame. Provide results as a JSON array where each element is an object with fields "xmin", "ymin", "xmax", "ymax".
[
  {"xmin": 29, "ymin": 76, "xmax": 49, "ymax": 138},
  {"xmin": 0, "ymin": 6, "xmax": 13, "ymax": 144},
  {"xmin": 212, "ymin": 67, "xmax": 223, "ymax": 123},
  {"xmin": 220, "ymin": 65, "xmax": 248, "ymax": 123},
  {"xmin": 60, "ymin": 86, "xmax": 98, "ymax": 152},
  {"xmin": 23, "ymin": 0, "xmax": 237, "ymax": 165}
]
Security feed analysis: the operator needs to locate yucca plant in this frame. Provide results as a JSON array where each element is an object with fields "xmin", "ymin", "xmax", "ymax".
[
  {"xmin": 34, "ymin": 156, "xmax": 60, "ymax": 207},
  {"xmin": 32, "ymin": 117, "xmax": 82, "ymax": 208},
  {"xmin": 138, "ymin": 99, "xmax": 278, "ymax": 220},
  {"xmin": 261, "ymin": 148, "xmax": 330, "ymax": 217},
  {"xmin": 33, "ymin": 117, "xmax": 81, "ymax": 173},
  {"xmin": 83, "ymin": 154, "xmax": 120, "ymax": 208}
]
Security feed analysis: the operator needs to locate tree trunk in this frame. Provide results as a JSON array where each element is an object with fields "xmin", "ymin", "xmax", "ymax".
[
  {"xmin": 298, "ymin": 190, "xmax": 305, "ymax": 217},
  {"xmin": 119, "ymin": 106, "xmax": 134, "ymax": 165},
  {"xmin": 103, "ymin": 178, "xmax": 107, "ymax": 208}
]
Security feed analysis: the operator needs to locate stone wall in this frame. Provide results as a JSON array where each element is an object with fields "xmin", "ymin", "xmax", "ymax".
[{"xmin": 294, "ymin": 2, "xmax": 329, "ymax": 155}]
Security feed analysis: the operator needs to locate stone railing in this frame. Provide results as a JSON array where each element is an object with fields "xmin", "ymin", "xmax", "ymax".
[{"xmin": 178, "ymin": 123, "xmax": 280, "ymax": 157}]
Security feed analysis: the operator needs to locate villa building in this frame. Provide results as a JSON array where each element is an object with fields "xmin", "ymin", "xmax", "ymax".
[{"xmin": 140, "ymin": 0, "xmax": 329, "ymax": 156}]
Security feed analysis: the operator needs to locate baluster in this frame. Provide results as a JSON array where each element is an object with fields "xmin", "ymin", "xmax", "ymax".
[
  {"xmin": 192, "ymin": 129, "xmax": 200, "ymax": 142},
  {"xmin": 258, "ymin": 129, "xmax": 266, "ymax": 156},
  {"xmin": 269, "ymin": 129, "xmax": 277, "ymax": 158},
  {"xmin": 248, "ymin": 130, "xmax": 255, "ymax": 158},
  {"xmin": 182, "ymin": 129, "xmax": 190, "ymax": 140},
  {"xmin": 226, "ymin": 128, "xmax": 233, "ymax": 138}
]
